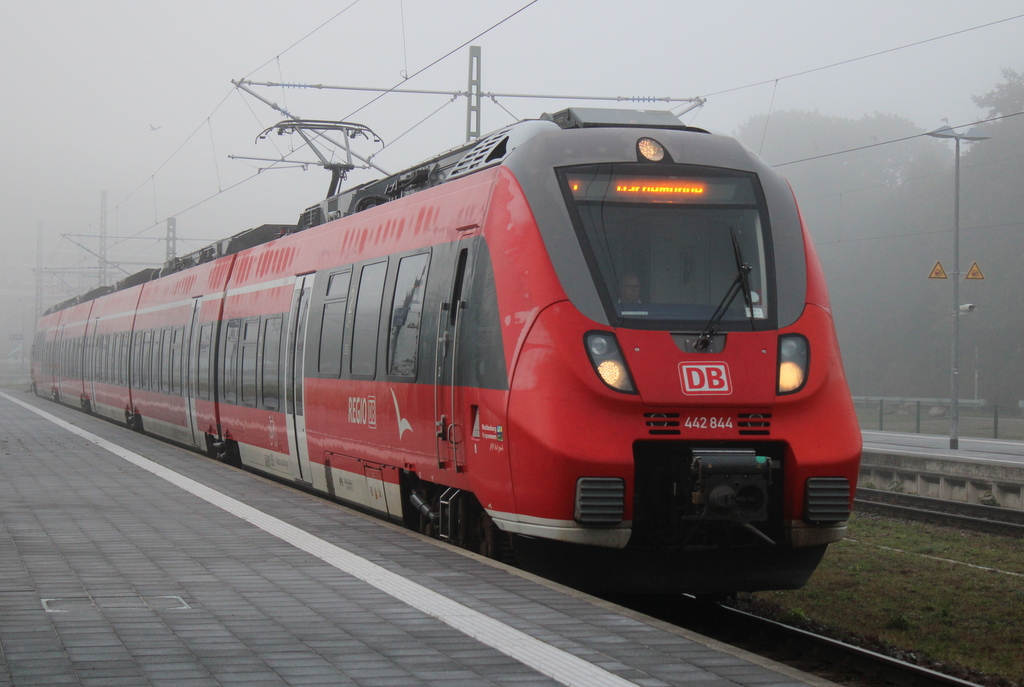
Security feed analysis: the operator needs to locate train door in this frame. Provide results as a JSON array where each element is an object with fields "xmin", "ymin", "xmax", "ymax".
[
  {"xmin": 54, "ymin": 324, "xmax": 68, "ymax": 402},
  {"xmin": 183, "ymin": 297, "xmax": 203, "ymax": 449},
  {"xmin": 434, "ymin": 245, "xmax": 472, "ymax": 471},
  {"xmin": 284, "ymin": 274, "xmax": 314, "ymax": 484},
  {"xmin": 87, "ymin": 317, "xmax": 100, "ymax": 408}
]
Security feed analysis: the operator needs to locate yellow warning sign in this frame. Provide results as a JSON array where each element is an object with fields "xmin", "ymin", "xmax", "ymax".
[
  {"xmin": 965, "ymin": 262, "xmax": 984, "ymax": 280},
  {"xmin": 929, "ymin": 261, "xmax": 948, "ymax": 279}
]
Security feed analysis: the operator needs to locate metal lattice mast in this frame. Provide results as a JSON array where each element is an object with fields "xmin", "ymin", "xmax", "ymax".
[
  {"xmin": 165, "ymin": 217, "xmax": 177, "ymax": 262},
  {"xmin": 165, "ymin": 218, "xmax": 178, "ymax": 264},
  {"xmin": 99, "ymin": 191, "xmax": 108, "ymax": 287}
]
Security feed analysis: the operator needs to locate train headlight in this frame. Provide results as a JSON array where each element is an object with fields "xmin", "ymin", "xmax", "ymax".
[
  {"xmin": 597, "ymin": 360, "xmax": 622, "ymax": 386},
  {"xmin": 637, "ymin": 137, "xmax": 666, "ymax": 162},
  {"xmin": 585, "ymin": 331, "xmax": 637, "ymax": 394},
  {"xmin": 777, "ymin": 334, "xmax": 809, "ymax": 394}
]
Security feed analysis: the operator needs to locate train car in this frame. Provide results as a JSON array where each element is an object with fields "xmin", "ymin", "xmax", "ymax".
[
  {"xmin": 32, "ymin": 108, "xmax": 861, "ymax": 594},
  {"xmin": 46, "ymin": 299, "xmax": 95, "ymax": 410},
  {"xmin": 126, "ymin": 258, "xmax": 235, "ymax": 447},
  {"xmin": 85, "ymin": 283, "xmax": 144, "ymax": 425}
]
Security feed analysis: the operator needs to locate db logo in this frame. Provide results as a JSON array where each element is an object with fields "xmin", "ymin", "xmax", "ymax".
[{"xmin": 679, "ymin": 362, "xmax": 732, "ymax": 395}]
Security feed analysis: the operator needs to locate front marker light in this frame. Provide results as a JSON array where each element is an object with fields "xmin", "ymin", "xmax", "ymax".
[
  {"xmin": 585, "ymin": 331, "xmax": 637, "ymax": 394},
  {"xmin": 777, "ymin": 334, "xmax": 809, "ymax": 394}
]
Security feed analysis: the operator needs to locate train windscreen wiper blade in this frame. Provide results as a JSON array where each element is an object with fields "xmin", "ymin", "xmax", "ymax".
[{"xmin": 694, "ymin": 228, "xmax": 753, "ymax": 351}]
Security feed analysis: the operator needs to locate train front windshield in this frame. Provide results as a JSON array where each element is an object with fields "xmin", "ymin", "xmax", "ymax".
[{"xmin": 560, "ymin": 165, "xmax": 774, "ymax": 330}]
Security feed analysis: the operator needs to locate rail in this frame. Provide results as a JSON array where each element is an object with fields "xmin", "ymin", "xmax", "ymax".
[
  {"xmin": 613, "ymin": 593, "xmax": 988, "ymax": 687},
  {"xmin": 855, "ymin": 488, "xmax": 1024, "ymax": 537}
]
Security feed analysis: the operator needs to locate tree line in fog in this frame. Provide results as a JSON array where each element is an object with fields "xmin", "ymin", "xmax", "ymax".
[{"xmin": 735, "ymin": 69, "xmax": 1024, "ymax": 407}]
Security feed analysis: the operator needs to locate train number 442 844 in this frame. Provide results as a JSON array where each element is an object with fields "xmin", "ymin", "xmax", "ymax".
[{"xmin": 684, "ymin": 416, "xmax": 734, "ymax": 429}]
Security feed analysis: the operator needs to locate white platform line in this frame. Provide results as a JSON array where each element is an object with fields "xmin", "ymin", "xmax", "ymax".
[{"xmin": 2, "ymin": 393, "xmax": 639, "ymax": 687}]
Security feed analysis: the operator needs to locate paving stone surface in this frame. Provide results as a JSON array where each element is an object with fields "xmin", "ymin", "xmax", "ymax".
[{"xmin": 0, "ymin": 391, "xmax": 825, "ymax": 687}]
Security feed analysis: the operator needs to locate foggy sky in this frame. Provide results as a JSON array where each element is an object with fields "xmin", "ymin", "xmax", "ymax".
[{"xmin": 1, "ymin": 0, "xmax": 1021, "ymax": 318}]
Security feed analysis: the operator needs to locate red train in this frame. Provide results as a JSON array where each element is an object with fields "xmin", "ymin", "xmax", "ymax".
[{"xmin": 32, "ymin": 108, "xmax": 861, "ymax": 593}]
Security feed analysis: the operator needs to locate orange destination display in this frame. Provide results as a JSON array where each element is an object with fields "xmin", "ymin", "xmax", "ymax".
[{"xmin": 567, "ymin": 174, "xmax": 753, "ymax": 204}]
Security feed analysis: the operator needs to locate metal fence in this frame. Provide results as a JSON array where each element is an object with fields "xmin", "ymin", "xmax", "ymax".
[{"xmin": 852, "ymin": 396, "xmax": 1024, "ymax": 440}]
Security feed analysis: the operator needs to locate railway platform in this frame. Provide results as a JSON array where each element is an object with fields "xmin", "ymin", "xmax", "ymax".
[
  {"xmin": 860, "ymin": 430, "xmax": 1024, "ymax": 511},
  {"xmin": 0, "ymin": 390, "xmax": 830, "ymax": 687}
]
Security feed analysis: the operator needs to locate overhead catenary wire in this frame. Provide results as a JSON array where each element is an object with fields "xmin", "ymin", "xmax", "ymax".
[
  {"xmin": 792, "ymin": 147, "xmax": 1024, "ymax": 207},
  {"xmin": 242, "ymin": 0, "xmax": 365, "ymax": 80},
  {"xmin": 339, "ymin": 0, "xmax": 542, "ymax": 122},
  {"xmin": 61, "ymin": 0, "xmax": 369, "ymax": 267},
  {"xmin": 698, "ymin": 12, "xmax": 1024, "ymax": 100},
  {"xmin": 773, "ymin": 110, "xmax": 1024, "ymax": 168},
  {"xmin": 46, "ymin": 1, "xmax": 542, "ymax": 285},
  {"xmin": 240, "ymin": 78, "xmax": 705, "ymax": 107},
  {"xmin": 46, "ymin": 5, "xmax": 1024, "ymax": 297},
  {"xmin": 814, "ymin": 219, "xmax": 1024, "ymax": 249},
  {"xmin": 369, "ymin": 96, "xmax": 460, "ymax": 160}
]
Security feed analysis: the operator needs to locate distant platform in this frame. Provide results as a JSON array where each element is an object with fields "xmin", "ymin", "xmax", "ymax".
[
  {"xmin": 860, "ymin": 430, "xmax": 1024, "ymax": 510},
  {"xmin": 862, "ymin": 430, "xmax": 1024, "ymax": 465},
  {"xmin": 0, "ymin": 390, "xmax": 829, "ymax": 687}
]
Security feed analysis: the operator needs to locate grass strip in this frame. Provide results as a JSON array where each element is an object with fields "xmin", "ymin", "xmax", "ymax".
[{"xmin": 748, "ymin": 512, "xmax": 1024, "ymax": 682}]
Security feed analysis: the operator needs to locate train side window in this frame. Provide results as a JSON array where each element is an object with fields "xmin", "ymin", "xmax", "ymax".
[
  {"xmin": 223, "ymin": 320, "xmax": 240, "ymax": 404},
  {"xmin": 450, "ymin": 248, "xmax": 469, "ymax": 326},
  {"xmin": 171, "ymin": 327, "xmax": 184, "ymax": 396},
  {"xmin": 104, "ymin": 334, "xmax": 111, "ymax": 385},
  {"xmin": 350, "ymin": 261, "xmax": 387, "ymax": 377},
  {"xmin": 112, "ymin": 334, "xmax": 119, "ymax": 384},
  {"xmin": 160, "ymin": 328, "xmax": 172, "ymax": 394},
  {"xmin": 151, "ymin": 329, "xmax": 162, "ymax": 391},
  {"xmin": 84, "ymin": 336, "xmax": 92, "ymax": 380},
  {"xmin": 119, "ymin": 333, "xmax": 129, "ymax": 387},
  {"xmin": 261, "ymin": 315, "xmax": 283, "ymax": 410},
  {"xmin": 197, "ymin": 324, "xmax": 213, "ymax": 400},
  {"xmin": 388, "ymin": 253, "xmax": 429, "ymax": 378},
  {"xmin": 326, "ymin": 271, "xmax": 350, "ymax": 298},
  {"xmin": 94, "ymin": 335, "xmax": 103, "ymax": 383},
  {"xmin": 97, "ymin": 336, "xmax": 104, "ymax": 382},
  {"xmin": 133, "ymin": 332, "xmax": 144, "ymax": 389},
  {"xmin": 319, "ymin": 271, "xmax": 351, "ymax": 377},
  {"xmin": 241, "ymin": 317, "xmax": 259, "ymax": 408},
  {"xmin": 143, "ymin": 330, "xmax": 154, "ymax": 390},
  {"xmin": 108, "ymin": 334, "xmax": 114, "ymax": 385}
]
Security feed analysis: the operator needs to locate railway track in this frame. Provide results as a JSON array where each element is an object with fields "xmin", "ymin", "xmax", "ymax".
[
  {"xmin": 612, "ymin": 593, "xmax": 986, "ymax": 687},
  {"xmin": 702, "ymin": 601, "xmax": 985, "ymax": 687},
  {"xmin": 854, "ymin": 488, "xmax": 1024, "ymax": 537}
]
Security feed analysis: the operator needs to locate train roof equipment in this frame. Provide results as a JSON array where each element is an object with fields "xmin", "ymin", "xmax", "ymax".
[{"xmin": 45, "ymin": 108, "xmax": 704, "ymax": 317}]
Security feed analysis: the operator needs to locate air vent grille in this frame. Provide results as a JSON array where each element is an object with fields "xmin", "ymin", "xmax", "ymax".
[
  {"xmin": 805, "ymin": 477, "xmax": 851, "ymax": 523},
  {"xmin": 738, "ymin": 413, "xmax": 771, "ymax": 436},
  {"xmin": 644, "ymin": 412, "xmax": 680, "ymax": 435},
  {"xmin": 575, "ymin": 477, "xmax": 624, "ymax": 524},
  {"xmin": 448, "ymin": 129, "xmax": 513, "ymax": 179}
]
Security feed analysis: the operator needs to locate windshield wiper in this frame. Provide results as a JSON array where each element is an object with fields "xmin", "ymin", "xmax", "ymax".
[{"xmin": 694, "ymin": 228, "xmax": 754, "ymax": 351}]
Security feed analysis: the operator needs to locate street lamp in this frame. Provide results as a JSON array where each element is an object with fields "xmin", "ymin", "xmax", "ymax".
[{"xmin": 926, "ymin": 125, "xmax": 990, "ymax": 450}]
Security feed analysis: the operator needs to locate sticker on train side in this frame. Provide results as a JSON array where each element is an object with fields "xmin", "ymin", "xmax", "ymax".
[
  {"xmin": 678, "ymin": 362, "xmax": 732, "ymax": 395},
  {"xmin": 347, "ymin": 396, "xmax": 377, "ymax": 428}
]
